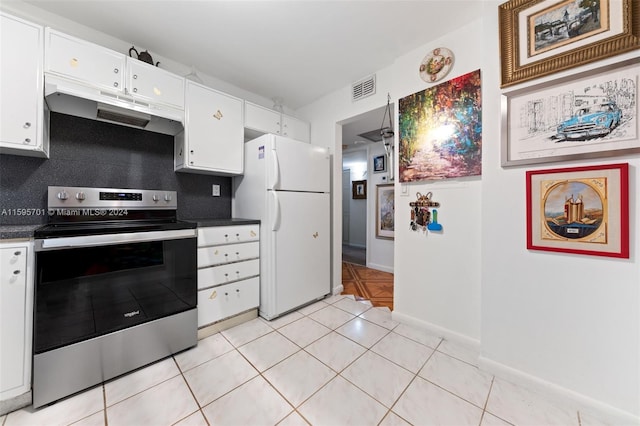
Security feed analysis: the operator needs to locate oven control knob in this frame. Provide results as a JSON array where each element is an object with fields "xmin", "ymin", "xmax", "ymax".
[
  {"xmin": 164, "ymin": 193, "xmax": 172, "ymax": 202},
  {"xmin": 152, "ymin": 194, "xmax": 160, "ymax": 202},
  {"xmin": 57, "ymin": 190, "xmax": 68, "ymax": 201},
  {"xmin": 75, "ymin": 192, "xmax": 86, "ymax": 201}
]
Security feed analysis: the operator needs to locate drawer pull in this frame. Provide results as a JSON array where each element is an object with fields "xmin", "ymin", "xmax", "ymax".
[
  {"xmin": 209, "ymin": 290, "xmax": 217, "ymax": 299},
  {"xmin": 250, "ymin": 230, "xmax": 256, "ymax": 237},
  {"xmin": 236, "ymin": 289, "xmax": 240, "ymax": 293},
  {"xmin": 13, "ymin": 270, "xmax": 20, "ymax": 275},
  {"xmin": 224, "ymin": 292, "xmax": 228, "ymax": 296},
  {"xmin": 14, "ymin": 251, "xmax": 21, "ymax": 256},
  {"xmin": 23, "ymin": 122, "xmax": 31, "ymax": 129}
]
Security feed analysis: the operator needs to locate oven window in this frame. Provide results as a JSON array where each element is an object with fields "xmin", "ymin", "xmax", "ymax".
[{"xmin": 34, "ymin": 237, "xmax": 196, "ymax": 353}]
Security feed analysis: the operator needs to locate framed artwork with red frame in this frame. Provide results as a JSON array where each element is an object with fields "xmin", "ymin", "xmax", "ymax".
[{"xmin": 526, "ymin": 163, "xmax": 629, "ymax": 258}]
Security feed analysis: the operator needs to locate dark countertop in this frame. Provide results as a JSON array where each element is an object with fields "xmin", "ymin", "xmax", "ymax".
[
  {"xmin": 0, "ymin": 219, "xmax": 260, "ymax": 240},
  {"xmin": 0, "ymin": 224, "xmax": 42, "ymax": 240},
  {"xmin": 186, "ymin": 218, "xmax": 261, "ymax": 227}
]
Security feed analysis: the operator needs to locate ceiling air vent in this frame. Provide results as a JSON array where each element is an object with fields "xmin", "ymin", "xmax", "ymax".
[{"xmin": 351, "ymin": 75, "xmax": 376, "ymax": 102}]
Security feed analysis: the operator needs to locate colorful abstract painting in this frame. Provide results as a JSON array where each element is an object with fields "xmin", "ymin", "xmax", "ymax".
[{"xmin": 399, "ymin": 69, "xmax": 482, "ymax": 182}]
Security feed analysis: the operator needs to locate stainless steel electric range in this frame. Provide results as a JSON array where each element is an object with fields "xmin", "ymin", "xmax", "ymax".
[{"xmin": 33, "ymin": 186, "xmax": 197, "ymax": 408}]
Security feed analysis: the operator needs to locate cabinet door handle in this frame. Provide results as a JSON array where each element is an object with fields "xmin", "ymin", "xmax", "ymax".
[
  {"xmin": 14, "ymin": 251, "xmax": 21, "ymax": 256},
  {"xmin": 23, "ymin": 122, "xmax": 31, "ymax": 129},
  {"xmin": 13, "ymin": 270, "xmax": 20, "ymax": 275},
  {"xmin": 114, "ymin": 82, "xmax": 119, "ymax": 88},
  {"xmin": 236, "ymin": 289, "xmax": 240, "ymax": 293},
  {"xmin": 114, "ymin": 68, "xmax": 119, "ymax": 74},
  {"xmin": 133, "ymin": 74, "xmax": 138, "ymax": 79},
  {"xmin": 24, "ymin": 138, "xmax": 31, "ymax": 144}
]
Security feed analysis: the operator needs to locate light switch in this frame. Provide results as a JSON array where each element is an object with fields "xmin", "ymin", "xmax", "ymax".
[{"xmin": 212, "ymin": 184, "xmax": 220, "ymax": 196}]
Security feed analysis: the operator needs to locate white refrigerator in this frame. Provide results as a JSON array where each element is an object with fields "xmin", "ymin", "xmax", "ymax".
[{"xmin": 233, "ymin": 134, "xmax": 331, "ymax": 320}]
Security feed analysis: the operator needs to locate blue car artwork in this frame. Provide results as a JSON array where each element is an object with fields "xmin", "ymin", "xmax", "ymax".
[{"xmin": 556, "ymin": 101, "xmax": 622, "ymax": 141}]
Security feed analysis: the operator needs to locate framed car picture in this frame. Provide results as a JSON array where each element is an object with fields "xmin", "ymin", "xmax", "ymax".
[{"xmin": 501, "ymin": 59, "xmax": 639, "ymax": 166}]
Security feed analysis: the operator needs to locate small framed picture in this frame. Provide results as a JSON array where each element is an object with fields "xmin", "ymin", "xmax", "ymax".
[
  {"xmin": 373, "ymin": 155, "xmax": 386, "ymax": 173},
  {"xmin": 352, "ymin": 180, "xmax": 367, "ymax": 199},
  {"xmin": 376, "ymin": 184, "xmax": 394, "ymax": 239},
  {"xmin": 526, "ymin": 162, "xmax": 629, "ymax": 258}
]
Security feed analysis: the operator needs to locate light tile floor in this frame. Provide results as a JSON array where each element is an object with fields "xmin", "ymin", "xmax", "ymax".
[{"xmin": 3, "ymin": 294, "xmax": 601, "ymax": 426}]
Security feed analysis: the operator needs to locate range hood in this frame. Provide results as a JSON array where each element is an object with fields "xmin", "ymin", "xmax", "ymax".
[{"xmin": 44, "ymin": 74, "xmax": 184, "ymax": 136}]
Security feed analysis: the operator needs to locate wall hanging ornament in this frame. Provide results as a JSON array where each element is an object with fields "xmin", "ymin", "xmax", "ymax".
[
  {"xmin": 419, "ymin": 47, "xmax": 454, "ymax": 83},
  {"xmin": 409, "ymin": 192, "xmax": 442, "ymax": 233}
]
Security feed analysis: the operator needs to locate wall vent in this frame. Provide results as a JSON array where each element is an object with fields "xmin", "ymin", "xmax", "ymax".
[{"xmin": 351, "ymin": 75, "xmax": 376, "ymax": 102}]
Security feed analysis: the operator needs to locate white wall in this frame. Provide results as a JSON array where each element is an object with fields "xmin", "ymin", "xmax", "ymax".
[
  {"xmin": 479, "ymin": 1, "xmax": 640, "ymax": 421},
  {"xmin": 299, "ymin": 3, "xmax": 640, "ymax": 422}
]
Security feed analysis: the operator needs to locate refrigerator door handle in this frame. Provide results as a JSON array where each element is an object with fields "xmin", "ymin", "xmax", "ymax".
[
  {"xmin": 271, "ymin": 191, "xmax": 281, "ymax": 231},
  {"xmin": 271, "ymin": 147, "xmax": 281, "ymax": 190}
]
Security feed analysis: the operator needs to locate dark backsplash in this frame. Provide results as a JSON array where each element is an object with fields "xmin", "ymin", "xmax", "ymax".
[{"xmin": 0, "ymin": 112, "xmax": 232, "ymax": 225}]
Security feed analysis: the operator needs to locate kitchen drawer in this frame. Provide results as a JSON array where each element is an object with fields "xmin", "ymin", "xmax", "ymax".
[
  {"xmin": 197, "ymin": 225, "xmax": 259, "ymax": 247},
  {"xmin": 198, "ymin": 259, "xmax": 259, "ymax": 290},
  {"xmin": 197, "ymin": 241, "xmax": 259, "ymax": 268},
  {"xmin": 197, "ymin": 277, "xmax": 259, "ymax": 326}
]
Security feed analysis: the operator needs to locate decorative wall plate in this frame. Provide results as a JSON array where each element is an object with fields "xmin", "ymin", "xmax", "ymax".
[{"xmin": 419, "ymin": 47, "xmax": 454, "ymax": 83}]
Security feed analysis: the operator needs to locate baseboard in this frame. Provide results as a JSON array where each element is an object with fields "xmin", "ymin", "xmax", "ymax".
[
  {"xmin": 0, "ymin": 390, "xmax": 31, "ymax": 416},
  {"xmin": 333, "ymin": 284, "xmax": 344, "ymax": 295},
  {"xmin": 391, "ymin": 311, "xmax": 480, "ymax": 352},
  {"xmin": 366, "ymin": 262, "xmax": 394, "ymax": 274},
  {"xmin": 478, "ymin": 356, "xmax": 640, "ymax": 425},
  {"xmin": 391, "ymin": 311, "xmax": 639, "ymax": 425}
]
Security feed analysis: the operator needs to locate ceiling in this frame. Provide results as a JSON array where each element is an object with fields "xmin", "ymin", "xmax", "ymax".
[{"xmin": 22, "ymin": 0, "xmax": 485, "ymax": 110}]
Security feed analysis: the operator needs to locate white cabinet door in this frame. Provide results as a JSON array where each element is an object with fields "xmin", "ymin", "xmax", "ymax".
[
  {"xmin": 282, "ymin": 114, "xmax": 310, "ymax": 143},
  {"xmin": 45, "ymin": 29, "xmax": 125, "ymax": 93},
  {"xmin": 178, "ymin": 81, "xmax": 244, "ymax": 175},
  {"xmin": 244, "ymin": 102, "xmax": 281, "ymax": 135},
  {"xmin": 197, "ymin": 278, "xmax": 259, "ymax": 326},
  {"xmin": 126, "ymin": 59, "xmax": 185, "ymax": 108},
  {"xmin": 197, "ymin": 241, "xmax": 260, "ymax": 268},
  {"xmin": 197, "ymin": 259, "xmax": 260, "ymax": 290},
  {"xmin": 0, "ymin": 244, "xmax": 30, "ymax": 399},
  {"xmin": 197, "ymin": 225, "xmax": 259, "ymax": 247},
  {"xmin": 0, "ymin": 13, "xmax": 47, "ymax": 157}
]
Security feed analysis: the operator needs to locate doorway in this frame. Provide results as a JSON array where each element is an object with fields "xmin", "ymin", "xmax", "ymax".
[{"xmin": 339, "ymin": 105, "xmax": 394, "ymax": 271}]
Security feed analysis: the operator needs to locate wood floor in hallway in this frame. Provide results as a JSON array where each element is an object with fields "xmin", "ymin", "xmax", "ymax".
[{"xmin": 341, "ymin": 262, "xmax": 394, "ymax": 310}]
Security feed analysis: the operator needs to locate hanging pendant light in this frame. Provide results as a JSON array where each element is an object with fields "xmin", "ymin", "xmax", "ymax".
[{"xmin": 380, "ymin": 93, "xmax": 394, "ymax": 181}]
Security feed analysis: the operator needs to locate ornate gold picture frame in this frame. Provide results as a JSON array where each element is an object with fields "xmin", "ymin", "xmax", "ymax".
[{"xmin": 499, "ymin": 0, "xmax": 639, "ymax": 88}]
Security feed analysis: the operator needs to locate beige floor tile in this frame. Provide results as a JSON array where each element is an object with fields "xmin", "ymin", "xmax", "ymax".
[
  {"xmin": 238, "ymin": 331, "xmax": 300, "ymax": 372},
  {"xmin": 298, "ymin": 376, "xmax": 387, "ymax": 426},
  {"xmin": 305, "ymin": 331, "xmax": 367, "ymax": 372},
  {"xmin": 106, "ymin": 376, "xmax": 198, "ymax": 426},
  {"xmin": 263, "ymin": 351, "xmax": 336, "ymax": 407},
  {"xmin": 201, "ymin": 376, "xmax": 292, "ymax": 426}
]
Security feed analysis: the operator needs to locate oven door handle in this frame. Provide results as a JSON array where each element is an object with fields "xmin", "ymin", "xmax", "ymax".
[{"xmin": 35, "ymin": 229, "xmax": 196, "ymax": 251}]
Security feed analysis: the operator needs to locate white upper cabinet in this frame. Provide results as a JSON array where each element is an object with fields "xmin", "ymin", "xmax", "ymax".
[
  {"xmin": 45, "ymin": 29, "xmax": 125, "ymax": 94},
  {"xmin": 244, "ymin": 102, "xmax": 281, "ymax": 135},
  {"xmin": 0, "ymin": 12, "xmax": 48, "ymax": 157},
  {"xmin": 175, "ymin": 81, "xmax": 243, "ymax": 175},
  {"xmin": 244, "ymin": 101, "xmax": 310, "ymax": 143},
  {"xmin": 281, "ymin": 114, "xmax": 309, "ymax": 142},
  {"xmin": 126, "ymin": 58, "xmax": 185, "ymax": 109},
  {"xmin": 45, "ymin": 29, "xmax": 184, "ymax": 109}
]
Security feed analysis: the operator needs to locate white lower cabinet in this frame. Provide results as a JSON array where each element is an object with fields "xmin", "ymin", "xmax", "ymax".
[
  {"xmin": 0, "ymin": 241, "xmax": 33, "ymax": 407},
  {"xmin": 197, "ymin": 224, "xmax": 259, "ymax": 327},
  {"xmin": 197, "ymin": 278, "xmax": 259, "ymax": 327}
]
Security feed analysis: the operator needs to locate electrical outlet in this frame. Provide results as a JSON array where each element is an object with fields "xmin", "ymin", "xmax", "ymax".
[{"xmin": 212, "ymin": 184, "xmax": 220, "ymax": 197}]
